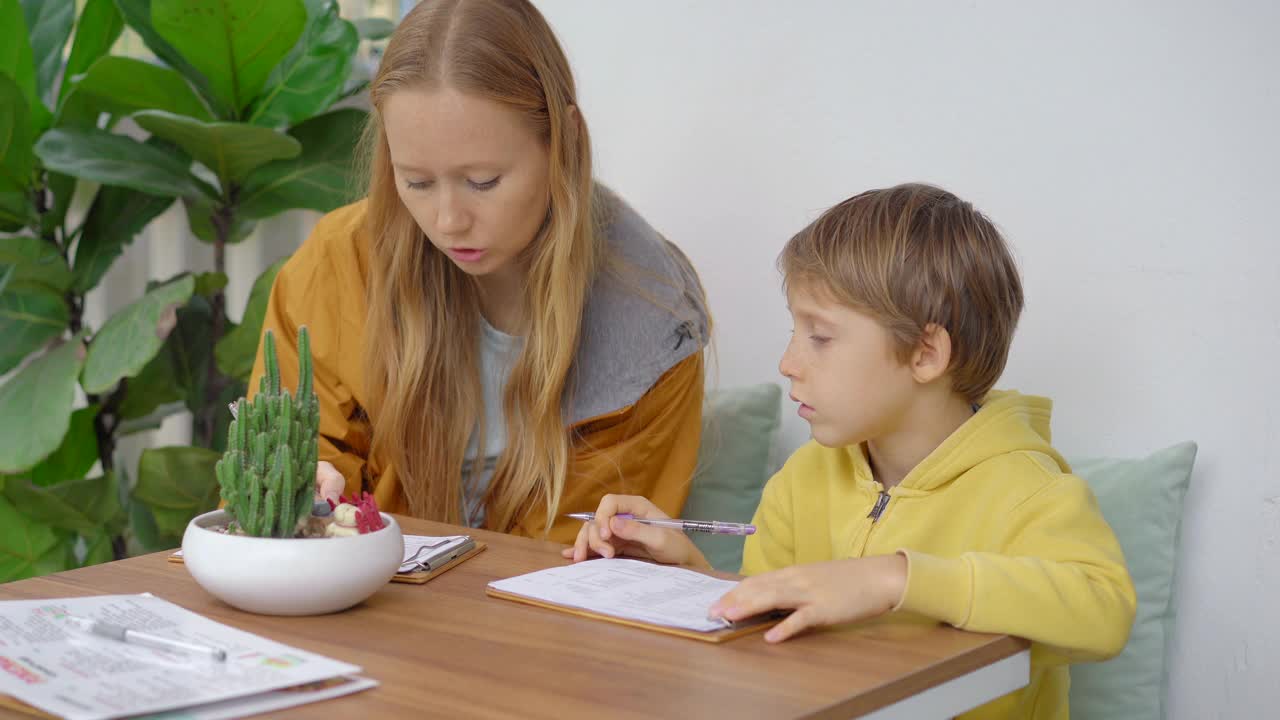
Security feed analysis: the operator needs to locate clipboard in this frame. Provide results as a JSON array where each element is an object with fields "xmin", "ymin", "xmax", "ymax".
[
  {"xmin": 167, "ymin": 539, "xmax": 486, "ymax": 585},
  {"xmin": 392, "ymin": 539, "xmax": 486, "ymax": 584},
  {"xmin": 485, "ymin": 585, "xmax": 782, "ymax": 643}
]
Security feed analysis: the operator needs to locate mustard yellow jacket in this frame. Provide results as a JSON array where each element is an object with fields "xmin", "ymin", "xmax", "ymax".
[
  {"xmin": 744, "ymin": 391, "xmax": 1137, "ymax": 720},
  {"xmin": 249, "ymin": 193, "xmax": 709, "ymax": 544}
]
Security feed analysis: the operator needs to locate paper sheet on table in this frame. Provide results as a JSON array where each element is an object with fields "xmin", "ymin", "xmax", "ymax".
[
  {"xmin": 487, "ymin": 558, "xmax": 737, "ymax": 633},
  {"xmin": 0, "ymin": 594, "xmax": 360, "ymax": 720}
]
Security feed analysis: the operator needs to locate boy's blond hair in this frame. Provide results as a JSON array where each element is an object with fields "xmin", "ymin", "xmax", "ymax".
[{"xmin": 779, "ymin": 183, "xmax": 1023, "ymax": 403}]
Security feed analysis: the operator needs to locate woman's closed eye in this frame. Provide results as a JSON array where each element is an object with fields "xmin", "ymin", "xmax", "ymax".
[
  {"xmin": 809, "ymin": 335, "xmax": 831, "ymax": 346},
  {"xmin": 468, "ymin": 176, "xmax": 501, "ymax": 191},
  {"xmin": 405, "ymin": 179, "xmax": 432, "ymax": 191}
]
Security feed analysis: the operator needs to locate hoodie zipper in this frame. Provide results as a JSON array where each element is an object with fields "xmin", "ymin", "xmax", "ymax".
[
  {"xmin": 848, "ymin": 489, "xmax": 892, "ymax": 558},
  {"xmin": 868, "ymin": 491, "xmax": 890, "ymax": 522}
]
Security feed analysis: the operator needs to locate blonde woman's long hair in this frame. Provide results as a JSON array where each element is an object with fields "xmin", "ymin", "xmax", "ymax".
[{"xmin": 361, "ymin": 0, "xmax": 599, "ymax": 532}]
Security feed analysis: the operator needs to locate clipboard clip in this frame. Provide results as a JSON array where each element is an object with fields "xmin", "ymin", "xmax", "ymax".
[{"xmin": 403, "ymin": 538, "xmax": 477, "ymax": 573}]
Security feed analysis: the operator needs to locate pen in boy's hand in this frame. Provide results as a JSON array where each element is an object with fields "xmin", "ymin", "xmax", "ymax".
[{"xmin": 566, "ymin": 512, "xmax": 755, "ymax": 536}]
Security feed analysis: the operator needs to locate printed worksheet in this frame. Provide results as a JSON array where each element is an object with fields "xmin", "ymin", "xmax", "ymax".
[
  {"xmin": 0, "ymin": 594, "xmax": 361, "ymax": 720},
  {"xmin": 488, "ymin": 559, "xmax": 737, "ymax": 632}
]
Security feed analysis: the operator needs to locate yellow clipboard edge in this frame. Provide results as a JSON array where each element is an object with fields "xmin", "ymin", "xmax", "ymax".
[
  {"xmin": 168, "ymin": 541, "xmax": 487, "ymax": 585},
  {"xmin": 485, "ymin": 586, "xmax": 781, "ymax": 643}
]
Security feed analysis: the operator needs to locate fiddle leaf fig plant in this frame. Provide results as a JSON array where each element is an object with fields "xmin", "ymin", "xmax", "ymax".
[{"xmin": 0, "ymin": 0, "xmax": 389, "ymax": 580}]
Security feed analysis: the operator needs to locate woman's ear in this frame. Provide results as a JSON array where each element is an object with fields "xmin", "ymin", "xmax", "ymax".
[{"xmin": 910, "ymin": 323, "xmax": 953, "ymax": 384}]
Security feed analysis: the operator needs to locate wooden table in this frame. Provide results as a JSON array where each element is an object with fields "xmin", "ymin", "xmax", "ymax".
[{"xmin": 0, "ymin": 517, "xmax": 1029, "ymax": 719}]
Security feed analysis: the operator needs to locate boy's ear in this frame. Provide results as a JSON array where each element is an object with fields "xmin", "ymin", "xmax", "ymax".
[{"xmin": 910, "ymin": 323, "xmax": 953, "ymax": 384}]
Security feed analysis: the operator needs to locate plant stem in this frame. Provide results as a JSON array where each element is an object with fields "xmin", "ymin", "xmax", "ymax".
[
  {"xmin": 200, "ymin": 199, "xmax": 234, "ymax": 447},
  {"xmin": 88, "ymin": 378, "xmax": 128, "ymax": 560}
]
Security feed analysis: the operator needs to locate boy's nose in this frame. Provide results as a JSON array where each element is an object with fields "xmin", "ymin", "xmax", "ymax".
[{"xmin": 778, "ymin": 344, "xmax": 799, "ymax": 380}]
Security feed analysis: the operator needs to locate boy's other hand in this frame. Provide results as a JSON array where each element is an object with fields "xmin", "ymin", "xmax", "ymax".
[
  {"xmin": 561, "ymin": 494, "xmax": 706, "ymax": 568},
  {"xmin": 709, "ymin": 554, "xmax": 908, "ymax": 643}
]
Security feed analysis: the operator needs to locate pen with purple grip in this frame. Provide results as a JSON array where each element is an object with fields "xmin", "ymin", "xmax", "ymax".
[{"xmin": 566, "ymin": 512, "xmax": 755, "ymax": 536}]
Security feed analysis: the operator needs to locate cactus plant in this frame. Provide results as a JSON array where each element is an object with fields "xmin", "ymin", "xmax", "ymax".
[{"xmin": 215, "ymin": 327, "xmax": 320, "ymax": 538}]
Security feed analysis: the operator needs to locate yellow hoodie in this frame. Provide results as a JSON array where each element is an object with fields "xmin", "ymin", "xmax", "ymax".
[{"xmin": 742, "ymin": 391, "xmax": 1136, "ymax": 720}]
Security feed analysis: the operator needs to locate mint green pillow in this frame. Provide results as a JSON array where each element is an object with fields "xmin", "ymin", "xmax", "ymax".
[
  {"xmin": 683, "ymin": 383, "xmax": 782, "ymax": 572},
  {"xmin": 1069, "ymin": 442, "xmax": 1197, "ymax": 720}
]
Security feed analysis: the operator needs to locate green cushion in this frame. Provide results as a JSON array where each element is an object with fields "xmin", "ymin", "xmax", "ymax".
[
  {"xmin": 1068, "ymin": 441, "xmax": 1197, "ymax": 720},
  {"xmin": 683, "ymin": 383, "xmax": 782, "ymax": 572}
]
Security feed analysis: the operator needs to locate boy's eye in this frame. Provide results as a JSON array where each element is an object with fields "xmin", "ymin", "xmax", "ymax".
[
  {"xmin": 468, "ymin": 176, "xmax": 501, "ymax": 191},
  {"xmin": 809, "ymin": 335, "xmax": 831, "ymax": 346}
]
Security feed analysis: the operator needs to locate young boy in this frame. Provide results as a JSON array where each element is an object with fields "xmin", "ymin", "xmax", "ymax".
[{"xmin": 564, "ymin": 183, "xmax": 1136, "ymax": 720}]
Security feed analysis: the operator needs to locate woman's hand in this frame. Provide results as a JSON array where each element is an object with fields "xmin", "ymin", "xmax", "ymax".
[
  {"xmin": 561, "ymin": 494, "xmax": 708, "ymax": 568},
  {"xmin": 315, "ymin": 461, "xmax": 346, "ymax": 504},
  {"xmin": 709, "ymin": 554, "xmax": 909, "ymax": 643}
]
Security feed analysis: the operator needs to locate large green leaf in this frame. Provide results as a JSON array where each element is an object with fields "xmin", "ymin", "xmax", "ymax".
[
  {"xmin": 21, "ymin": 0, "xmax": 75, "ymax": 106},
  {"xmin": 192, "ymin": 271, "xmax": 228, "ymax": 298},
  {"xmin": 112, "ymin": 0, "xmax": 228, "ymax": 119},
  {"xmin": 183, "ymin": 195, "xmax": 253, "ymax": 245},
  {"xmin": 352, "ymin": 17, "xmax": 394, "ymax": 41},
  {"xmin": 115, "ymin": 322, "xmax": 183, "ymax": 423},
  {"xmin": 0, "ymin": 74, "xmax": 33, "ymax": 192},
  {"xmin": 0, "ymin": 281, "xmax": 69, "ymax": 375},
  {"xmin": 0, "ymin": 235, "xmax": 72, "ymax": 291},
  {"xmin": 0, "ymin": 333, "xmax": 85, "ymax": 474},
  {"xmin": 0, "ymin": 0, "xmax": 39, "ymax": 130},
  {"xmin": 249, "ymin": 0, "xmax": 358, "ymax": 129},
  {"xmin": 60, "ymin": 0, "xmax": 124, "ymax": 103},
  {"xmin": 126, "ymin": 496, "xmax": 180, "ymax": 554},
  {"xmin": 71, "ymin": 185, "xmax": 175, "ymax": 294},
  {"xmin": 152, "ymin": 0, "xmax": 306, "ymax": 115},
  {"xmin": 3, "ymin": 472, "xmax": 122, "ymax": 535},
  {"xmin": 27, "ymin": 406, "xmax": 99, "ymax": 487},
  {"xmin": 82, "ymin": 529, "xmax": 115, "ymax": 566},
  {"xmin": 133, "ymin": 446, "xmax": 221, "ymax": 537},
  {"xmin": 40, "ymin": 171, "xmax": 77, "ymax": 239},
  {"xmin": 117, "ymin": 401, "xmax": 184, "ymax": 435},
  {"xmin": 81, "ymin": 274, "xmax": 194, "ymax": 393},
  {"xmin": 64, "ymin": 56, "xmax": 212, "ymax": 123},
  {"xmin": 133, "ymin": 111, "xmax": 300, "ymax": 185},
  {"xmin": 0, "ymin": 190, "xmax": 31, "ymax": 230},
  {"xmin": 165, "ymin": 294, "xmax": 214, "ymax": 413},
  {"xmin": 0, "ymin": 494, "xmax": 75, "ymax": 580},
  {"xmin": 35, "ymin": 127, "xmax": 218, "ymax": 199},
  {"xmin": 215, "ymin": 257, "xmax": 284, "ymax": 381},
  {"xmin": 240, "ymin": 108, "xmax": 365, "ymax": 219}
]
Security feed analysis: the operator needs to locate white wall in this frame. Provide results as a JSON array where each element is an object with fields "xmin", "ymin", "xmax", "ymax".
[{"xmin": 535, "ymin": 1, "xmax": 1279, "ymax": 717}]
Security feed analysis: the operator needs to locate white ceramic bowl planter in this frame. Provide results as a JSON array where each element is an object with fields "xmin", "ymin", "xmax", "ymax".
[
  {"xmin": 182, "ymin": 509, "xmax": 403, "ymax": 616},
  {"xmin": 182, "ymin": 326, "xmax": 403, "ymax": 615}
]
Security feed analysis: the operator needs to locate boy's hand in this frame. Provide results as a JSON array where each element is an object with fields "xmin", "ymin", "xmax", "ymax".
[
  {"xmin": 709, "ymin": 554, "xmax": 909, "ymax": 643},
  {"xmin": 561, "ymin": 494, "xmax": 708, "ymax": 568}
]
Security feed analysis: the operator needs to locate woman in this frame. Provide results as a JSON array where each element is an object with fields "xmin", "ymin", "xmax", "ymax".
[{"xmin": 249, "ymin": 0, "xmax": 709, "ymax": 544}]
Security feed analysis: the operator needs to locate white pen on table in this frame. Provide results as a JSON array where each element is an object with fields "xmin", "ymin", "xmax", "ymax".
[{"xmin": 64, "ymin": 615, "xmax": 228, "ymax": 661}]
